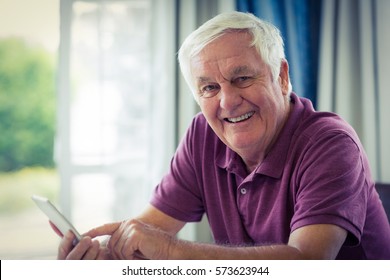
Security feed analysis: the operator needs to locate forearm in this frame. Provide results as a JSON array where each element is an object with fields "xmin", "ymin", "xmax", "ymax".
[
  {"xmin": 168, "ymin": 239, "xmax": 306, "ymax": 260},
  {"xmin": 168, "ymin": 223, "xmax": 347, "ymax": 260},
  {"xmin": 136, "ymin": 205, "xmax": 186, "ymax": 236}
]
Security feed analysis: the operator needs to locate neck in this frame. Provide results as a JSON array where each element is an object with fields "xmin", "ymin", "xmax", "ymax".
[{"xmin": 244, "ymin": 158, "xmax": 264, "ymax": 174}]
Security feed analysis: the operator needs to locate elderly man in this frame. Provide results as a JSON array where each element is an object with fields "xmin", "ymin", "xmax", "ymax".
[{"xmin": 57, "ymin": 11, "xmax": 390, "ymax": 260}]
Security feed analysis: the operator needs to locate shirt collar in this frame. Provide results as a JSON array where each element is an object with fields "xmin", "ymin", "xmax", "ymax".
[{"xmin": 216, "ymin": 145, "xmax": 247, "ymax": 177}]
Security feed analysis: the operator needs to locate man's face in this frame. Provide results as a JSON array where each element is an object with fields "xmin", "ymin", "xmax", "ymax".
[{"xmin": 190, "ymin": 32, "xmax": 291, "ymax": 168}]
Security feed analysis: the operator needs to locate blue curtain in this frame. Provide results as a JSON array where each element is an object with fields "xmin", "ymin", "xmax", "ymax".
[{"xmin": 236, "ymin": 0, "xmax": 322, "ymax": 108}]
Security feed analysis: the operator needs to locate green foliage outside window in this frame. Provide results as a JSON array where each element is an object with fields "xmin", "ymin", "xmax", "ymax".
[{"xmin": 0, "ymin": 38, "xmax": 56, "ymax": 171}]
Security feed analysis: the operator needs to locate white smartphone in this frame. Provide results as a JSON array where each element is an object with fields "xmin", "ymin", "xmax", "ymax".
[{"xmin": 31, "ymin": 195, "xmax": 82, "ymax": 241}]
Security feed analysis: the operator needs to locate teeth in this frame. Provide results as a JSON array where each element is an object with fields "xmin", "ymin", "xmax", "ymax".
[{"xmin": 227, "ymin": 111, "xmax": 254, "ymax": 123}]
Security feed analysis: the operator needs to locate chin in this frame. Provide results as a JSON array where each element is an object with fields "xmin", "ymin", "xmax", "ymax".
[{"xmin": 228, "ymin": 140, "xmax": 256, "ymax": 152}]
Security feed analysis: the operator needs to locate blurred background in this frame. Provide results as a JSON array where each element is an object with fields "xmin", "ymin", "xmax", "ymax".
[{"xmin": 0, "ymin": 0, "xmax": 389, "ymax": 259}]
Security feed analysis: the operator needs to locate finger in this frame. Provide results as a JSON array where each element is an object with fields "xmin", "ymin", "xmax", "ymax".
[
  {"xmin": 82, "ymin": 239, "xmax": 100, "ymax": 260},
  {"xmin": 86, "ymin": 222, "xmax": 121, "ymax": 238},
  {"xmin": 111, "ymin": 221, "xmax": 139, "ymax": 259},
  {"xmin": 66, "ymin": 236, "xmax": 93, "ymax": 260},
  {"xmin": 106, "ymin": 221, "xmax": 130, "ymax": 259},
  {"xmin": 116, "ymin": 225, "xmax": 134, "ymax": 260},
  {"xmin": 49, "ymin": 221, "xmax": 64, "ymax": 238},
  {"xmin": 58, "ymin": 230, "xmax": 76, "ymax": 259},
  {"xmin": 111, "ymin": 221, "xmax": 143, "ymax": 260},
  {"xmin": 107, "ymin": 230, "xmax": 122, "ymax": 260},
  {"xmin": 96, "ymin": 247, "xmax": 110, "ymax": 260},
  {"xmin": 133, "ymin": 250, "xmax": 148, "ymax": 260}
]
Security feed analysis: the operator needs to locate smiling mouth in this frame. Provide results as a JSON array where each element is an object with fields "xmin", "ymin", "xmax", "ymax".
[{"xmin": 225, "ymin": 111, "xmax": 255, "ymax": 123}]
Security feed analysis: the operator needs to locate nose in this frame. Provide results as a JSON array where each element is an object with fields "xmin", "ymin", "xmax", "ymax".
[{"xmin": 219, "ymin": 84, "xmax": 242, "ymax": 111}]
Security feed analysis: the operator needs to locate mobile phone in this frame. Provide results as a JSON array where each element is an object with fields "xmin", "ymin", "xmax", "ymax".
[{"xmin": 31, "ymin": 195, "xmax": 82, "ymax": 241}]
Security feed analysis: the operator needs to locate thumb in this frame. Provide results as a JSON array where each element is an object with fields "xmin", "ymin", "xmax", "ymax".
[{"xmin": 86, "ymin": 222, "xmax": 121, "ymax": 238}]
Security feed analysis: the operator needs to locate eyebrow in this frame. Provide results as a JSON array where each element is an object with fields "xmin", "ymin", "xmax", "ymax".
[
  {"xmin": 196, "ymin": 76, "xmax": 212, "ymax": 84},
  {"xmin": 231, "ymin": 65, "xmax": 253, "ymax": 76},
  {"xmin": 195, "ymin": 65, "xmax": 255, "ymax": 85}
]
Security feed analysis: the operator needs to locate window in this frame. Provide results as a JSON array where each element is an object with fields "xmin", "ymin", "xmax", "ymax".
[
  {"xmin": 0, "ymin": 0, "xmax": 60, "ymax": 259},
  {"xmin": 57, "ymin": 0, "xmax": 177, "ymax": 234}
]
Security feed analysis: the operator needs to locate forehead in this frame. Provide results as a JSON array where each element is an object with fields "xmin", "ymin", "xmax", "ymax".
[{"xmin": 190, "ymin": 32, "xmax": 263, "ymax": 79}]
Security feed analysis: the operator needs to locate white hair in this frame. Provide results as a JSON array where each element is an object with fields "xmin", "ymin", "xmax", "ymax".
[{"xmin": 178, "ymin": 11, "xmax": 292, "ymax": 102}]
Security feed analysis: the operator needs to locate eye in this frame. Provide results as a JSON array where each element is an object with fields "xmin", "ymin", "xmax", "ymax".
[
  {"xmin": 199, "ymin": 84, "xmax": 220, "ymax": 98},
  {"xmin": 232, "ymin": 76, "xmax": 255, "ymax": 88}
]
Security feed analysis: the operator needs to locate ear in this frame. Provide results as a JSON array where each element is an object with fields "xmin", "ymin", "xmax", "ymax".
[{"xmin": 278, "ymin": 59, "xmax": 290, "ymax": 96}]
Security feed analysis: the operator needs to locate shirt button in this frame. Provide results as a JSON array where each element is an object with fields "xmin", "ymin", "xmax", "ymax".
[{"xmin": 240, "ymin": 188, "xmax": 247, "ymax": 195}]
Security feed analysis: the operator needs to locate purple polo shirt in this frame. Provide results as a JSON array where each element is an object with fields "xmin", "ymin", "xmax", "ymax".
[{"xmin": 150, "ymin": 93, "xmax": 390, "ymax": 259}]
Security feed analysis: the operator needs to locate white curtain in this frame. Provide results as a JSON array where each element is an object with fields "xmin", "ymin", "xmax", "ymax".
[
  {"xmin": 318, "ymin": 0, "xmax": 390, "ymax": 182},
  {"xmin": 57, "ymin": 0, "xmax": 177, "ymax": 227},
  {"xmin": 145, "ymin": 0, "xmax": 177, "ymax": 197}
]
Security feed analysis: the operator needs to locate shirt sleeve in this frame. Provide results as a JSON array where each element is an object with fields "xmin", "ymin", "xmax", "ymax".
[
  {"xmin": 290, "ymin": 130, "xmax": 370, "ymax": 246},
  {"xmin": 150, "ymin": 116, "xmax": 205, "ymax": 222}
]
